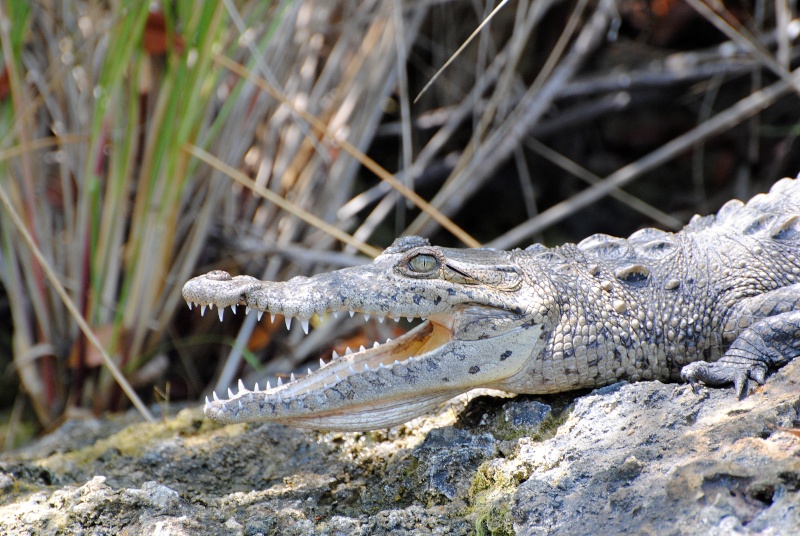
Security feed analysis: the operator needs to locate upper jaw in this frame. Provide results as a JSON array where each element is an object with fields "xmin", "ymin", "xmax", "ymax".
[
  {"xmin": 182, "ymin": 269, "xmax": 528, "ymax": 340},
  {"xmin": 181, "ymin": 265, "xmax": 456, "ymax": 322}
]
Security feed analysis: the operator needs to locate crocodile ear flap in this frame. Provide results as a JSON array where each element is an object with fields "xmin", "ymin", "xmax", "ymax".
[{"xmin": 384, "ymin": 236, "xmax": 431, "ymax": 255}]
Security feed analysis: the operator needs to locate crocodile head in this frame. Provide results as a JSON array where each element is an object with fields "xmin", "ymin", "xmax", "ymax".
[{"xmin": 182, "ymin": 236, "xmax": 550, "ymax": 430}]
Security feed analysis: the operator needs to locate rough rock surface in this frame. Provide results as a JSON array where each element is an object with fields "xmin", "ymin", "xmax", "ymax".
[{"xmin": 2, "ymin": 360, "xmax": 799, "ymax": 535}]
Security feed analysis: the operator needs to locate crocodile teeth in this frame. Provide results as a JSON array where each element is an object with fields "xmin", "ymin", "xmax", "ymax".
[
  {"xmin": 188, "ymin": 302, "xmax": 193, "ymax": 310},
  {"xmin": 277, "ymin": 377, "xmax": 283, "ymax": 386},
  {"xmin": 285, "ymin": 316, "xmax": 292, "ymax": 330},
  {"xmin": 373, "ymin": 342, "xmax": 379, "ymax": 348},
  {"xmin": 231, "ymin": 305, "xmax": 237, "ymax": 314},
  {"xmin": 209, "ymin": 303, "xmax": 214, "ymax": 310},
  {"xmin": 319, "ymin": 358, "xmax": 326, "ymax": 368},
  {"xmin": 269, "ymin": 313, "xmax": 275, "ymax": 323},
  {"xmin": 201, "ymin": 305, "xmax": 207, "ymax": 316},
  {"xmin": 245, "ymin": 306, "xmax": 251, "ymax": 315},
  {"xmin": 364, "ymin": 364, "xmax": 370, "ymax": 371},
  {"xmin": 266, "ymin": 380, "xmax": 272, "ymax": 390},
  {"xmin": 377, "ymin": 316, "xmax": 385, "ymax": 323},
  {"xmin": 227, "ymin": 388, "xmax": 234, "ymax": 398},
  {"xmin": 257, "ymin": 311, "xmax": 264, "ymax": 321},
  {"xmin": 290, "ymin": 373, "xmax": 296, "ymax": 382},
  {"xmin": 359, "ymin": 345, "xmax": 366, "ymax": 353},
  {"xmin": 348, "ymin": 365, "xmax": 357, "ymax": 375},
  {"xmin": 345, "ymin": 346, "xmax": 353, "ymax": 355},
  {"xmin": 406, "ymin": 317, "xmax": 413, "ymax": 322},
  {"xmin": 254, "ymin": 382, "xmax": 260, "ymax": 392},
  {"xmin": 332, "ymin": 350, "xmax": 339, "ymax": 359},
  {"xmin": 300, "ymin": 319, "xmax": 309, "ymax": 334},
  {"xmin": 238, "ymin": 379, "xmax": 246, "ymax": 393},
  {"xmin": 213, "ymin": 391, "xmax": 220, "ymax": 402},
  {"xmin": 238, "ymin": 401, "xmax": 243, "ymax": 410},
  {"xmin": 218, "ymin": 307, "xmax": 224, "ymax": 322},
  {"xmin": 349, "ymin": 311, "xmax": 355, "ymax": 318},
  {"xmin": 364, "ymin": 314, "xmax": 370, "ymax": 321},
  {"xmin": 204, "ymin": 396, "xmax": 209, "ymax": 406},
  {"xmin": 307, "ymin": 368, "xmax": 313, "ymax": 376}
]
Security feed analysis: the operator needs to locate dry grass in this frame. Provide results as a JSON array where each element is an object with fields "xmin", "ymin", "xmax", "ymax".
[{"xmin": 0, "ymin": 0, "xmax": 797, "ymax": 447}]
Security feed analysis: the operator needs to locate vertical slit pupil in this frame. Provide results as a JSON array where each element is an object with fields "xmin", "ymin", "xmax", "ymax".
[{"xmin": 409, "ymin": 254, "xmax": 438, "ymax": 273}]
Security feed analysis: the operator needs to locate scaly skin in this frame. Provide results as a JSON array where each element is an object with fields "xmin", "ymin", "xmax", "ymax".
[{"xmin": 183, "ymin": 178, "xmax": 800, "ymax": 431}]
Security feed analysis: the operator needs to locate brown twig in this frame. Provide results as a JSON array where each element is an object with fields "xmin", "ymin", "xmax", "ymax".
[
  {"xmin": 407, "ymin": 0, "xmax": 615, "ymax": 237},
  {"xmin": 212, "ymin": 52, "xmax": 480, "ymax": 248},
  {"xmin": 488, "ymin": 67, "xmax": 800, "ymax": 249}
]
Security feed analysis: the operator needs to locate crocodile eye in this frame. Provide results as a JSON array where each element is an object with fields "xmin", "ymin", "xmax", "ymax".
[{"xmin": 407, "ymin": 254, "xmax": 439, "ymax": 273}]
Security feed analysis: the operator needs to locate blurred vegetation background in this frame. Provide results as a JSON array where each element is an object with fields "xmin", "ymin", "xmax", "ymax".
[{"xmin": 0, "ymin": 0, "xmax": 798, "ymax": 449}]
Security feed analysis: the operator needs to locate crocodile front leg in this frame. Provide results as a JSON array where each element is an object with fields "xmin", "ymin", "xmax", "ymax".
[{"xmin": 681, "ymin": 285, "xmax": 800, "ymax": 397}]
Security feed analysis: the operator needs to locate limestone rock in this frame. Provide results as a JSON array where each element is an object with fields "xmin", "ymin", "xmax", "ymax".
[{"xmin": 2, "ymin": 360, "xmax": 798, "ymax": 535}]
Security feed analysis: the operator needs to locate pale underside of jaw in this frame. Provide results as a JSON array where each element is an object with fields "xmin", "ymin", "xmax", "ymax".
[{"xmin": 186, "ymin": 299, "xmax": 455, "ymax": 415}]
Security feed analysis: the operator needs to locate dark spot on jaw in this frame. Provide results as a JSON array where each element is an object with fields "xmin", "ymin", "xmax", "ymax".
[
  {"xmin": 447, "ymin": 288, "xmax": 457, "ymax": 296},
  {"xmin": 442, "ymin": 377, "xmax": 449, "ymax": 382},
  {"xmin": 469, "ymin": 365, "xmax": 480, "ymax": 374},
  {"xmin": 413, "ymin": 295, "xmax": 422, "ymax": 305},
  {"xmin": 500, "ymin": 350, "xmax": 512, "ymax": 361},
  {"xmin": 434, "ymin": 296, "xmax": 442, "ymax": 305},
  {"xmin": 367, "ymin": 376, "xmax": 387, "ymax": 388},
  {"xmin": 342, "ymin": 389, "xmax": 356, "ymax": 400}
]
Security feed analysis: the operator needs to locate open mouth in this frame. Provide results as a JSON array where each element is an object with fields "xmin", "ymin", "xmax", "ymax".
[{"xmin": 185, "ymin": 300, "xmax": 455, "ymax": 400}]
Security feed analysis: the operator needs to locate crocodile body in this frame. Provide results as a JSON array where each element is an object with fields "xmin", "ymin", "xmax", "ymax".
[{"xmin": 183, "ymin": 178, "xmax": 800, "ymax": 431}]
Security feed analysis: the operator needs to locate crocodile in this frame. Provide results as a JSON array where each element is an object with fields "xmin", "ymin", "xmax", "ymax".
[{"xmin": 182, "ymin": 177, "xmax": 800, "ymax": 431}]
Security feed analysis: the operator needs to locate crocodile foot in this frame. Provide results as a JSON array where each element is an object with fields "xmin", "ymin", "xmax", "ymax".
[
  {"xmin": 681, "ymin": 309, "xmax": 800, "ymax": 399},
  {"xmin": 680, "ymin": 359, "xmax": 767, "ymax": 399}
]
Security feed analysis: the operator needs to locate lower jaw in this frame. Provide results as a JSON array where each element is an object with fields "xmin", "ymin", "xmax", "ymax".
[
  {"xmin": 272, "ymin": 318, "xmax": 454, "ymax": 398},
  {"xmin": 272, "ymin": 390, "xmax": 460, "ymax": 431}
]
